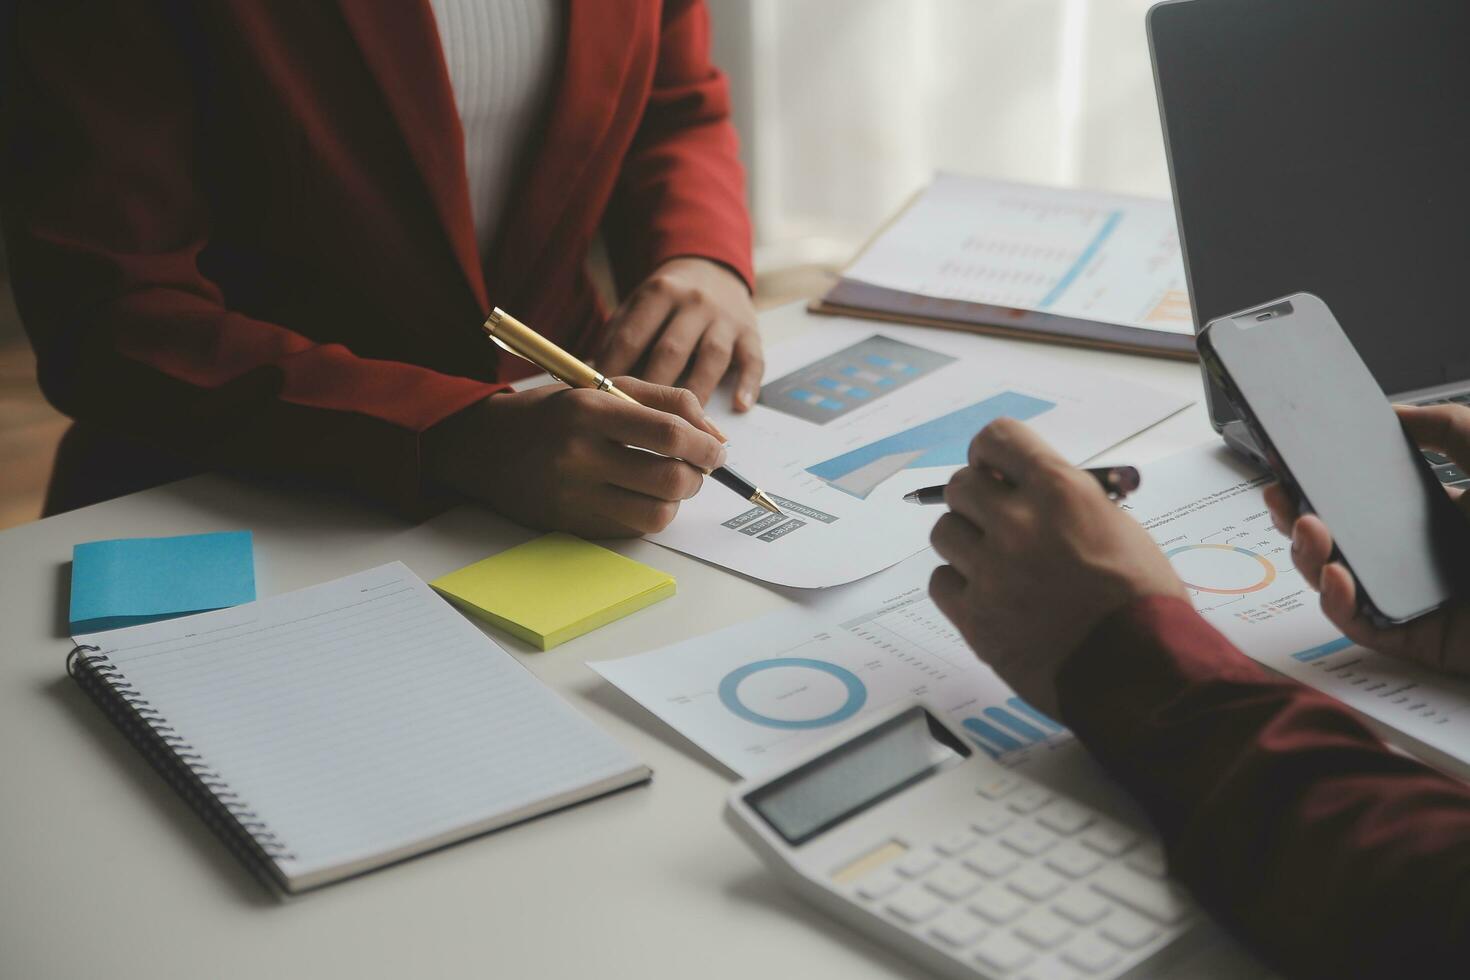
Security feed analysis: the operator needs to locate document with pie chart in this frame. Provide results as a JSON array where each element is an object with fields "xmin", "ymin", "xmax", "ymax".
[
  {"xmin": 590, "ymin": 551, "xmax": 1071, "ymax": 778},
  {"xmin": 647, "ymin": 308, "xmax": 1191, "ymax": 588},
  {"xmin": 1124, "ymin": 443, "xmax": 1470, "ymax": 769}
]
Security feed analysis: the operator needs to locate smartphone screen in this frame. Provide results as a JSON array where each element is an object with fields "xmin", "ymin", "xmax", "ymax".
[{"xmin": 1199, "ymin": 293, "xmax": 1470, "ymax": 624}]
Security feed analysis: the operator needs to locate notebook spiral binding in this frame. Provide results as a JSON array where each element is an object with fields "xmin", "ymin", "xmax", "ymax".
[{"xmin": 67, "ymin": 643, "xmax": 296, "ymax": 880}]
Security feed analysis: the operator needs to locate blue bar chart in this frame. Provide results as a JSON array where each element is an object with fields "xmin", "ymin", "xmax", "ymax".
[
  {"xmin": 759, "ymin": 334, "xmax": 956, "ymax": 424},
  {"xmin": 962, "ymin": 698, "xmax": 1066, "ymax": 758},
  {"xmin": 1291, "ymin": 636, "xmax": 1355, "ymax": 662}
]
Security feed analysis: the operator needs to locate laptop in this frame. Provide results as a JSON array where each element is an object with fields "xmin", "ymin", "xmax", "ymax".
[{"xmin": 1148, "ymin": 0, "xmax": 1470, "ymax": 487}]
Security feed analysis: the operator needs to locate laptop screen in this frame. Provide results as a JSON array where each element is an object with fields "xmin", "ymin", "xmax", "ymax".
[{"xmin": 1149, "ymin": 0, "xmax": 1470, "ymax": 420}]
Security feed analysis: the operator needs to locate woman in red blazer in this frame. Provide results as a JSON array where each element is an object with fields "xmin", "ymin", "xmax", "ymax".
[
  {"xmin": 929, "ymin": 405, "xmax": 1470, "ymax": 978},
  {"xmin": 1, "ymin": 1, "xmax": 759, "ymax": 535}
]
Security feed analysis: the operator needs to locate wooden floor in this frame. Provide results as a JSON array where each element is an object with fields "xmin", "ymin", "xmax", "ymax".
[
  {"xmin": 0, "ymin": 279, "xmax": 68, "ymax": 531},
  {"xmin": 0, "ymin": 266, "xmax": 834, "ymax": 532}
]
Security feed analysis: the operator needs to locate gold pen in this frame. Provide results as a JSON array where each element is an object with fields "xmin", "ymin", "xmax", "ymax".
[{"xmin": 482, "ymin": 308, "xmax": 783, "ymax": 516}]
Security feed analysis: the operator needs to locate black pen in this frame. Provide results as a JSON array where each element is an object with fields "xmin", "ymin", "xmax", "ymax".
[
  {"xmin": 707, "ymin": 465, "xmax": 781, "ymax": 515},
  {"xmin": 903, "ymin": 465, "xmax": 1141, "ymax": 505}
]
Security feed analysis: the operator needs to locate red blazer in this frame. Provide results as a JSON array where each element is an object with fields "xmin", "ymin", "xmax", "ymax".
[
  {"xmin": 1063, "ymin": 598, "xmax": 1470, "ymax": 978},
  {"xmin": 1, "ymin": 0, "xmax": 751, "ymax": 514}
]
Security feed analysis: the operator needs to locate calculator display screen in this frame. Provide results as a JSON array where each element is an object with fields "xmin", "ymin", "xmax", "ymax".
[{"xmin": 745, "ymin": 708, "xmax": 969, "ymax": 846}]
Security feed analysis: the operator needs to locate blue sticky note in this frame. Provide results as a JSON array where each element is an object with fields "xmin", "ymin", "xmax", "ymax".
[{"xmin": 70, "ymin": 531, "xmax": 256, "ymax": 633}]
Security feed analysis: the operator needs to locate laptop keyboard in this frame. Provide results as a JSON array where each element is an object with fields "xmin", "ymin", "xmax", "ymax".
[{"xmin": 1415, "ymin": 395, "xmax": 1470, "ymax": 488}]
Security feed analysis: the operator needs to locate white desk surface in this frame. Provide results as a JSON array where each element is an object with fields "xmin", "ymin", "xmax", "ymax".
[{"xmin": 1, "ymin": 305, "xmax": 1271, "ymax": 978}]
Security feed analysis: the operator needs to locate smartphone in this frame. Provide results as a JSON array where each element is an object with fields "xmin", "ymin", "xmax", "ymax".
[{"xmin": 1198, "ymin": 292, "xmax": 1470, "ymax": 626}]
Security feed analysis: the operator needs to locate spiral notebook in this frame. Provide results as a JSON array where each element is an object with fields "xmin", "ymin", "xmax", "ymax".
[{"xmin": 67, "ymin": 562, "xmax": 650, "ymax": 894}]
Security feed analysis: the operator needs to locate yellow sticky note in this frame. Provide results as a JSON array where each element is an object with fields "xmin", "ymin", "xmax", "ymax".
[{"xmin": 430, "ymin": 533, "xmax": 676, "ymax": 650}]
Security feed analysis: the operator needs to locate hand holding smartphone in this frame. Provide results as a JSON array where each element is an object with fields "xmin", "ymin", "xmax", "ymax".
[{"xmin": 1198, "ymin": 292, "xmax": 1470, "ymax": 626}]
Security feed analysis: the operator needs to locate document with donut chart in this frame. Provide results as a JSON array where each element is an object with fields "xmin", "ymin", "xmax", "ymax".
[
  {"xmin": 1123, "ymin": 443, "xmax": 1470, "ymax": 771},
  {"xmin": 646, "ymin": 309, "xmax": 1191, "ymax": 588},
  {"xmin": 590, "ymin": 550, "xmax": 1072, "ymax": 779}
]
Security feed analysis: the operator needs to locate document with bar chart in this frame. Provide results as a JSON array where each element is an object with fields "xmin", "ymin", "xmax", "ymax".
[
  {"xmin": 591, "ymin": 551, "xmax": 1071, "ymax": 778},
  {"xmin": 840, "ymin": 173, "xmax": 1193, "ymax": 335},
  {"xmin": 647, "ymin": 310, "xmax": 1191, "ymax": 587},
  {"xmin": 1125, "ymin": 443, "xmax": 1470, "ymax": 768}
]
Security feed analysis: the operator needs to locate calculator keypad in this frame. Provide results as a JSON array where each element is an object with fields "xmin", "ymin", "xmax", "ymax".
[
  {"xmin": 896, "ymin": 849, "xmax": 941, "ymax": 879},
  {"xmin": 973, "ymin": 930, "xmax": 1035, "ymax": 973},
  {"xmin": 886, "ymin": 888, "xmax": 945, "ymax": 924},
  {"xmin": 965, "ymin": 841, "xmax": 1020, "ymax": 879},
  {"xmin": 931, "ymin": 907, "xmax": 988, "ymax": 948},
  {"xmin": 845, "ymin": 771, "xmax": 1193, "ymax": 978},
  {"xmin": 856, "ymin": 870, "xmax": 903, "ymax": 901},
  {"xmin": 1045, "ymin": 842, "xmax": 1102, "ymax": 879},
  {"xmin": 927, "ymin": 865, "xmax": 985, "ymax": 901}
]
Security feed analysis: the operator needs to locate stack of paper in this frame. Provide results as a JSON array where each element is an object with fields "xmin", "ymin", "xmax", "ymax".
[{"xmin": 815, "ymin": 173, "xmax": 1197, "ymax": 358}]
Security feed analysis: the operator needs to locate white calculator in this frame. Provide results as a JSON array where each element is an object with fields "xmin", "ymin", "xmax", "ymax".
[{"xmin": 725, "ymin": 702, "xmax": 1197, "ymax": 979}]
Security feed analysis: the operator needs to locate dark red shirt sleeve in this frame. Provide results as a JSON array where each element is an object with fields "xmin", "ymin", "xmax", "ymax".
[{"xmin": 1056, "ymin": 596, "xmax": 1470, "ymax": 978}]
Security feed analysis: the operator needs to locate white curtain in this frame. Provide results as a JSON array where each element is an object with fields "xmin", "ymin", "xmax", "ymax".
[{"xmin": 707, "ymin": 0, "xmax": 1170, "ymax": 270}]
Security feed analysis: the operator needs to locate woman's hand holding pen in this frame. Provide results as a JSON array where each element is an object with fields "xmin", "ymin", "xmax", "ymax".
[{"xmin": 424, "ymin": 377, "xmax": 727, "ymax": 538}]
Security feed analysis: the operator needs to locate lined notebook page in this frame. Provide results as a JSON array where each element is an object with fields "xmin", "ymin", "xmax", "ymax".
[{"xmin": 75, "ymin": 563, "xmax": 646, "ymax": 888}]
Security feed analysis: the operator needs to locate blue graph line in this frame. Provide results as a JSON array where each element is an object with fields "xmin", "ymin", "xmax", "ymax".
[
  {"xmin": 718, "ymin": 658, "xmax": 867, "ymax": 730},
  {"xmin": 1007, "ymin": 697, "xmax": 1062, "ymax": 731},
  {"xmin": 1292, "ymin": 637, "xmax": 1354, "ymax": 663},
  {"xmin": 1037, "ymin": 210, "xmax": 1123, "ymax": 309},
  {"xmin": 984, "ymin": 706, "xmax": 1048, "ymax": 742},
  {"xmin": 962, "ymin": 732, "xmax": 1001, "ymax": 759},
  {"xmin": 806, "ymin": 391, "xmax": 1055, "ymax": 492},
  {"xmin": 962, "ymin": 717, "xmax": 1023, "ymax": 754}
]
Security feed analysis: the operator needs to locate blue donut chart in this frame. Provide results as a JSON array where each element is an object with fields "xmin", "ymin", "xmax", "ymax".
[{"xmin": 718, "ymin": 658, "xmax": 868, "ymax": 730}]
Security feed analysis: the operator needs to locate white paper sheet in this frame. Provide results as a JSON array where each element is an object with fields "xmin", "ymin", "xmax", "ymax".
[
  {"xmin": 844, "ymin": 173, "xmax": 1193, "ymax": 335},
  {"xmin": 1124, "ymin": 444, "xmax": 1470, "ymax": 767},
  {"xmin": 648, "ymin": 317, "xmax": 1191, "ymax": 587},
  {"xmin": 591, "ymin": 551, "xmax": 1071, "ymax": 779}
]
